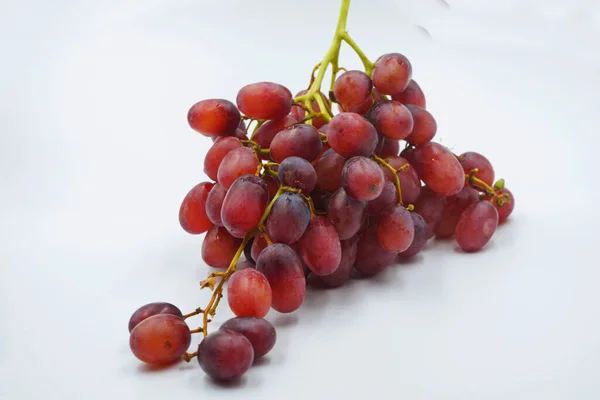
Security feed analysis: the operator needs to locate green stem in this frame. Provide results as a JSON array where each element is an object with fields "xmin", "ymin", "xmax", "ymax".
[{"xmin": 341, "ymin": 33, "xmax": 373, "ymax": 75}]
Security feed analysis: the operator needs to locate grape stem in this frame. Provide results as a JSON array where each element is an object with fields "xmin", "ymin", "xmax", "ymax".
[
  {"xmin": 372, "ymin": 154, "xmax": 404, "ymax": 206},
  {"xmin": 183, "ymin": 351, "xmax": 198, "ymax": 362},
  {"xmin": 466, "ymin": 170, "xmax": 511, "ymax": 207},
  {"xmin": 294, "ymin": 0, "xmax": 372, "ymax": 123},
  {"xmin": 182, "ymin": 308, "xmax": 204, "ymax": 320}
]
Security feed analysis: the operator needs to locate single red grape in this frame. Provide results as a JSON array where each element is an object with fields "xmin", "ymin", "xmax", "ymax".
[
  {"xmin": 129, "ymin": 314, "xmax": 191, "ymax": 366},
  {"xmin": 220, "ymin": 317, "xmax": 277, "ymax": 359},
  {"xmin": 236, "ymin": 82, "xmax": 293, "ymax": 120},
  {"xmin": 204, "ymin": 137, "xmax": 243, "ymax": 181},
  {"xmin": 333, "ymin": 70, "xmax": 373, "ymax": 107},
  {"xmin": 327, "ymin": 188, "xmax": 367, "ymax": 240},
  {"xmin": 221, "ymin": 175, "xmax": 268, "ymax": 238},
  {"xmin": 436, "ymin": 186, "xmax": 480, "ymax": 238},
  {"xmin": 455, "ymin": 201, "xmax": 499, "ymax": 252},
  {"xmin": 368, "ymin": 100, "xmax": 414, "ymax": 140},
  {"xmin": 459, "ymin": 151, "xmax": 495, "ymax": 187},
  {"xmin": 179, "ymin": 182, "xmax": 214, "ymax": 234},
  {"xmin": 270, "ymin": 124, "xmax": 323, "ymax": 163},
  {"xmin": 314, "ymin": 148, "xmax": 346, "ymax": 192},
  {"xmin": 217, "ymin": 146, "xmax": 260, "ymax": 190},
  {"xmin": 299, "ymin": 216, "xmax": 342, "ymax": 276},
  {"xmin": 256, "ymin": 244, "xmax": 306, "ymax": 313},
  {"xmin": 391, "ymin": 80, "xmax": 426, "ymax": 108},
  {"xmin": 205, "ymin": 182, "xmax": 227, "ymax": 227},
  {"xmin": 372, "ymin": 53, "xmax": 412, "ymax": 95},
  {"xmin": 412, "ymin": 142, "xmax": 464, "ymax": 196},
  {"xmin": 398, "ymin": 212, "xmax": 428, "ymax": 257},
  {"xmin": 377, "ymin": 204, "xmax": 415, "ymax": 252},
  {"xmin": 128, "ymin": 302, "xmax": 183, "ymax": 333},
  {"xmin": 202, "ymin": 225, "xmax": 243, "ymax": 268},
  {"xmin": 227, "ymin": 268, "xmax": 272, "ymax": 318},
  {"xmin": 252, "ymin": 115, "xmax": 297, "ymax": 149},
  {"xmin": 278, "ymin": 156, "xmax": 318, "ymax": 193},
  {"xmin": 404, "ymin": 105, "xmax": 437, "ymax": 146},
  {"xmin": 197, "ymin": 329, "xmax": 254, "ymax": 381},
  {"xmin": 342, "ymin": 156, "xmax": 385, "ymax": 201},
  {"xmin": 265, "ymin": 192, "xmax": 310, "ymax": 244},
  {"xmin": 187, "ymin": 99, "xmax": 241, "ymax": 137},
  {"xmin": 326, "ymin": 112, "xmax": 378, "ymax": 157}
]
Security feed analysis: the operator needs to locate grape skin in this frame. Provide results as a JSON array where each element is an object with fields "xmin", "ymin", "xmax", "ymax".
[
  {"xmin": 314, "ymin": 148, "xmax": 346, "ymax": 192},
  {"xmin": 256, "ymin": 244, "xmax": 306, "ymax": 313},
  {"xmin": 375, "ymin": 137, "xmax": 400, "ymax": 158},
  {"xmin": 227, "ymin": 268, "xmax": 272, "ymax": 318},
  {"xmin": 377, "ymin": 205, "xmax": 415, "ymax": 252},
  {"xmin": 299, "ymin": 216, "xmax": 342, "ymax": 276},
  {"xmin": 354, "ymin": 225, "xmax": 397, "ymax": 277},
  {"xmin": 221, "ymin": 175, "xmax": 268, "ymax": 238},
  {"xmin": 382, "ymin": 156, "xmax": 421, "ymax": 205},
  {"xmin": 187, "ymin": 99, "xmax": 241, "ymax": 137},
  {"xmin": 333, "ymin": 70, "xmax": 373, "ymax": 107},
  {"xmin": 391, "ymin": 80, "xmax": 426, "ymax": 108},
  {"xmin": 366, "ymin": 180, "xmax": 398, "ymax": 216},
  {"xmin": 128, "ymin": 302, "xmax": 183, "ymax": 333},
  {"xmin": 404, "ymin": 105, "xmax": 437, "ymax": 146},
  {"xmin": 413, "ymin": 187, "xmax": 446, "ymax": 239},
  {"xmin": 317, "ymin": 235, "xmax": 359, "ymax": 287},
  {"xmin": 204, "ymin": 137, "xmax": 243, "ymax": 181},
  {"xmin": 326, "ymin": 188, "xmax": 367, "ymax": 240},
  {"xmin": 412, "ymin": 142, "xmax": 464, "ymax": 197},
  {"xmin": 488, "ymin": 188, "xmax": 515, "ymax": 223},
  {"xmin": 179, "ymin": 182, "xmax": 214, "ymax": 234},
  {"xmin": 368, "ymin": 100, "xmax": 414, "ymax": 140},
  {"xmin": 455, "ymin": 201, "xmax": 499, "ymax": 252},
  {"xmin": 398, "ymin": 212, "xmax": 429, "ymax": 258},
  {"xmin": 252, "ymin": 115, "xmax": 297, "ymax": 149},
  {"xmin": 372, "ymin": 53, "xmax": 412, "ymax": 95},
  {"xmin": 129, "ymin": 314, "xmax": 191, "ymax": 366},
  {"xmin": 197, "ymin": 329, "xmax": 254, "ymax": 381},
  {"xmin": 326, "ymin": 112, "xmax": 379, "ymax": 157},
  {"xmin": 342, "ymin": 156, "xmax": 385, "ymax": 201},
  {"xmin": 236, "ymin": 82, "xmax": 293, "ymax": 120},
  {"xmin": 459, "ymin": 151, "xmax": 495, "ymax": 187},
  {"xmin": 205, "ymin": 183, "xmax": 227, "ymax": 227},
  {"xmin": 270, "ymin": 124, "xmax": 323, "ymax": 163},
  {"xmin": 220, "ymin": 317, "xmax": 277, "ymax": 359},
  {"xmin": 265, "ymin": 192, "xmax": 310, "ymax": 244},
  {"xmin": 278, "ymin": 156, "xmax": 318, "ymax": 193},
  {"xmin": 217, "ymin": 147, "xmax": 260, "ymax": 190},
  {"xmin": 251, "ymin": 233, "xmax": 269, "ymax": 262},
  {"xmin": 202, "ymin": 225, "xmax": 243, "ymax": 268},
  {"xmin": 436, "ymin": 186, "xmax": 480, "ymax": 238}
]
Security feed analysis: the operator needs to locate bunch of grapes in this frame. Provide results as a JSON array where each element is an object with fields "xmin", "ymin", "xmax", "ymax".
[{"xmin": 127, "ymin": 0, "xmax": 514, "ymax": 383}]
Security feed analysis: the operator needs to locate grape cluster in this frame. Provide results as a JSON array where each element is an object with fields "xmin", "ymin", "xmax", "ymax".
[{"xmin": 127, "ymin": 0, "xmax": 514, "ymax": 383}]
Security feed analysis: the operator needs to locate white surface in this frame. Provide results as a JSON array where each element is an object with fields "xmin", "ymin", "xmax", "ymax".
[{"xmin": 1, "ymin": 0, "xmax": 599, "ymax": 399}]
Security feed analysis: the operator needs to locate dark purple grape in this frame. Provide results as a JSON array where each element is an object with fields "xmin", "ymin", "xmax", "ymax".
[
  {"xmin": 270, "ymin": 124, "xmax": 323, "ymax": 163},
  {"xmin": 278, "ymin": 156, "xmax": 317, "ymax": 193},
  {"xmin": 220, "ymin": 317, "xmax": 276, "ymax": 359},
  {"xmin": 354, "ymin": 225, "xmax": 397, "ymax": 276},
  {"xmin": 314, "ymin": 148, "xmax": 346, "ymax": 192},
  {"xmin": 398, "ymin": 212, "xmax": 428, "ymax": 257},
  {"xmin": 326, "ymin": 188, "xmax": 367, "ymax": 240},
  {"xmin": 197, "ymin": 329, "xmax": 254, "ymax": 381},
  {"xmin": 265, "ymin": 192, "xmax": 310, "ymax": 244},
  {"xmin": 413, "ymin": 187, "xmax": 446, "ymax": 239}
]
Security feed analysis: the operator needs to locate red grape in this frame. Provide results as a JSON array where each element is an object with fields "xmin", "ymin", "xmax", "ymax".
[
  {"xmin": 326, "ymin": 112, "xmax": 378, "ymax": 157},
  {"xmin": 278, "ymin": 156, "xmax": 318, "ymax": 193},
  {"xmin": 382, "ymin": 156, "xmax": 421, "ymax": 205},
  {"xmin": 412, "ymin": 142, "xmax": 464, "ymax": 196},
  {"xmin": 366, "ymin": 180, "xmax": 398, "ymax": 215},
  {"xmin": 265, "ymin": 192, "xmax": 310, "ymax": 244},
  {"xmin": 129, "ymin": 314, "xmax": 191, "ymax": 366},
  {"xmin": 252, "ymin": 115, "xmax": 297, "ymax": 149},
  {"xmin": 398, "ymin": 212, "xmax": 428, "ymax": 257},
  {"xmin": 354, "ymin": 225, "xmax": 397, "ymax": 276},
  {"xmin": 256, "ymin": 244, "xmax": 306, "ymax": 313},
  {"xmin": 202, "ymin": 225, "xmax": 243, "ymax": 268},
  {"xmin": 128, "ymin": 302, "xmax": 183, "ymax": 333},
  {"xmin": 455, "ymin": 201, "xmax": 499, "ymax": 252},
  {"xmin": 291, "ymin": 90, "xmax": 330, "ymax": 128},
  {"xmin": 459, "ymin": 151, "xmax": 495, "ymax": 187},
  {"xmin": 221, "ymin": 175, "xmax": 268, "ymax": 238},
  {"xmin": 436, "ymin": 186, "xmax": 480, "ymax": 238},
  {"xmin": 188, "ymin": 99, "xmax": 241, "ymax": 137},
  {"xmin": 372, "ymin": 53, "xmax": 412, "ymax": 95},
  {"xmin": 205, "ymin": 182, "xmax": 227, "ymax": 226},
  {"xmin": 404, "ymin": 105, "xmax": 437, "ymax": 146},
  {"xmin": 220, "ymin": 317, "xmax": 277, "ymax": 359},
  {"xmin": 333, "ymin": 70, "xmax": 373, "ymax": 107},
  {"xmin": 204, "ymin": 137, "xmax": 243, "ymax": 181},
  {"xmin": 326, "ymin": 188, "xmax": 367, "ymax": 240},
  {"xmin": 314, "ymin": 148, "xmax": 345, "ymax": 192},
  {"xmin": 391, "ymin": 80, "xmax": 426, "ymax": 108},
  {"xmin": 299, "ymin": 216, "xmax": 342, "ymax": 276},
  {"xmin": 317, "ymin": 235, "xmax": 359, "ymax": 287},
  {"xmin": 377, "ymin": 205, "xmax": 415, "ymax": 252},
  {"xmin": 368, "ymin": 101, "xmax": 414, "ymax": 140},
  {"xmin": 236, "ymin": 82, "xmax": 293, "ymax": 120},
  {"xmin": 270, "ymin": 124, "xmax": 323, "ymax": 163},
  {"xmin": 413, "ymin": 187, "xmax": 446, "ymax": 239},
  {"xmin": 487, "ymin": 188, "xmax": 514, "ymax": 223},
  {"xmin": 217, "ymin": 147, "xmax": 259, "ymax": 190},
  {"xmin": 251, "ymin": 233, "xmax": 269, "ymax": 262},
  {"xmin": 179, "ymin": 182, "xmax": 214, "ymax": 234},
  {"xmin": 375, "ymin": 137, "xmax": 400, "ymax": 158},
  {"xmin": 197, "ymin": 329, "xmax": 254, "ymax": 381},
  {"xmin": 227, "ymin": 268, "xmax": 272, "ymax": 318},
  {"xmin": 342, "ymin": 156, "xmax": 385, "ymax": 201}
]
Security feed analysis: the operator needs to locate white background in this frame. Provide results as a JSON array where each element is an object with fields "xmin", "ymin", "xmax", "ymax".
[{"xmin": 1, "ymin": 0, "xmax": 600, "ymax": 399}]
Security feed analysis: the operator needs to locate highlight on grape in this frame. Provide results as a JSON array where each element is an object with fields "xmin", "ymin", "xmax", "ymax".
[{"xmin": 127, "ymin": 0, "xmax": 514, "ymax": 382}]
